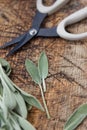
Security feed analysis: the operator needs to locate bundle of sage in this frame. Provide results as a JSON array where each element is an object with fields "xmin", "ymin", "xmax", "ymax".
[
  {"xmin": 0, "ymin": 58, "xmax": 44, "ymax": 130},
  {"xmin": 25, "ymin": 51, "xmax": 50, "ymax": 119}
]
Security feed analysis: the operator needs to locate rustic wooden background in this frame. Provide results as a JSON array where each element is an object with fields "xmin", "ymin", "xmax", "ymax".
[{"xmin": 0, "ymin": 0, "xmax": 87, "ymax": 130}]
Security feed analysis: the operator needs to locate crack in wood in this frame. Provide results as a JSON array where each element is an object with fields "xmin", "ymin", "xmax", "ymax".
[
  {"xmin": 59, "ymin": 54, "xmax": 84, "ymax": 72},
  {"xmin": 48, "ymin": 71, "xmax": 85, "ymax": 88}
]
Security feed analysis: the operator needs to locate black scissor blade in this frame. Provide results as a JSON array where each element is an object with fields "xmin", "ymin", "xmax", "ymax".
[
  {"xmin": 0, "ymin": 32, "xmax": 27, "ymax": 49},
  {"xmin": 7, "ymin": 33, "xmax": 33, "ymax": 56},
  {"xmin": 37, "ymin": 26, "xmax": 58, "ymax": 37},
  {"xmin": 32, "ymin": 10, "xmax": 47, "ymax": 29}
]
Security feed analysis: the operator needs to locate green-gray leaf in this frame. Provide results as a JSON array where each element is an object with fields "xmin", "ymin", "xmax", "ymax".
[
  {"xmin": 9, "ymin": 114, "xmax": 22, "ymax": 130},
  {"xmin": 64, "ymin": 103, "xmax": 87, "ymax": 130},
  {"xmin": 13, "ymin": 113, "xmax": 36, "ymax": 130},
  {"xmin": 6, "ymin": 119, "xmax": 13, "ymax": 130},
  {"xmin": 11, "ymin": 82, "xmax": 44, "ymax": 111},
  {"xmin": 38, "ymin": 51, "xmax": 48, "ymax": 79},
  {"xmin": 0, "ymin": 64, "xmax": 15, "ymax": 92},
  {"xmin": 25, "ymin": 59, "xmax": 41, "ymax": 85},
  {"xmin": 21, "ymin": 90, "xmax": 44, "ymax": 111},
  {"xmin": 3, "ymin": 82, "xmax": 16, "ymax": 110},
  {"xmin": 0, "ymin": 126, "xmax": 7, "ymax": 130},
  {"xmin": 0, "ymin": 58, "xmax": 11, "ymax": 76},
  {"xmin": 0, "ymin": 83, "xmax": 3, "ymax": 96},
  {"xmin": 0, "ymin": 108, "xmax": 5, "ymax": 122},
  {"xmin": 14, "ymin": 92, "xmax": 27, "ymax": 119},
  {"xmin": 18, "ymin": 116, "xmax": 36, "ymax": 130},
  {"xmin": 0, "ymin": 100, "xmax": 8, "ymax": 120}
]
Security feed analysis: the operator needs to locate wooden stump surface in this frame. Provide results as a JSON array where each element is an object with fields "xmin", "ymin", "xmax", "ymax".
[{"xmin": 0, "ymin": 0, "xmax": 87, "ymax": 130}]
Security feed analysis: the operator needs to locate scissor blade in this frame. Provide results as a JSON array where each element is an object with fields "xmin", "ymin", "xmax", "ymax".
[
  {"xmin": 0, "ymin": 32, "xmax": 27, "ymax": 49},
  {"xmin": 32, "ymin": 10, "xmax": 47, "ymax": 29},
  {"xmin": 37, "ymin": 26, "xmax": 58, "ymax": 37},
  {"xmin": 7, "ymin": 33, "xmax": 34, "ymax": 56}
]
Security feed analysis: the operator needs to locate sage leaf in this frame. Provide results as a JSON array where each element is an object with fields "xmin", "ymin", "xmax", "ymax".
[
  {"xmin": 2, "ymin": 81, "xmax": 16, "ymax": 110},
  {"xmin": 0, "ymin": 100, "xmax": 8, "ymax": 120},
  {"xmin": 2, "ymin": 75, "xmax": 15, "ymax": 92},
  {"xmin": 17, "ymin": 115, "xmax": 36, "ymax": 130},
  {"xmin": 25, "ymin": 59, "xmax": 41, "ymax": 84},
  {"xmin": 0, "ymin": 58, "xmax": 11, "ymax": 76},
  {"xmin": 0, "ymin": 83, "xmax": 3, "ymax": 96},
  {"xmin": 6, "ymin": 119, "xmax": 13, "ymax": 130},
  {"xmin": 9, "ymin": 114, "xmax": 22, "ymax": 130},
  {"xmin": 38, "ymin": 51, "xmax": 48, "ymax": 92},
  {"xmin": 2, "ymin": 75, "xmax": 15, "ymax": 93},
  {"xmin": 0, "ymin": 126, "xmax": 7, "ymax": 130},
  {"xmin": 0, "ymin": 128, "xmax": 6, "ymax": 130},
  {"xmin": 38, "ymin": 51, "xmax": 48, "ymax": 79},
  {"xmin": 10, "ymin": 81, "xmax": 44, "ymax": 111},
  {"xmin": 12, "ymin": 112, "xmax": 36, "ymax": 130},
  {"xmin": 0, "ymin": 128, "xmax": 5, "ymax": 130},
  {"xmin": 0, "ymin": 64, "xmax": 15, "ymax": 92},
  {"xmin": 20, "ymin": 90, "xmax": 44, "ymax": 111},
  {"xmin": 64, "ymin": 104, "xmax": 87, "ymax": 130},
  {"xmin": 14, "ymin": 92, "xmax": 27, "ymax": 119},
  {"xmin": 0, "ymin": 108, "xmax": 6, "ymax": 122}
]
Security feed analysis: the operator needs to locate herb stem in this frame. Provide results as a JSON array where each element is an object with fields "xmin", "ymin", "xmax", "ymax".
[
  {"xmin": 39, "ymin": 84, "xmax": 50, "ymax": 119},
  {"xmin": 42, "ymin": 79, "xmax": 46, "ymax": 92}
]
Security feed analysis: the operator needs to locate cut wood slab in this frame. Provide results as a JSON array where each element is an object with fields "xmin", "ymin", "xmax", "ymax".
[{"xmin": 0, "ymin": 0, "xmax": 87, "ymax": 130}]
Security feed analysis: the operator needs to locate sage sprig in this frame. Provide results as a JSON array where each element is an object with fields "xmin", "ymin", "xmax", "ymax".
[
  {"xmin": 25, "ymin": 51, "xmax": 50, "ymax": 119},
  {"xmin": 0, "ymin": 58, "xmax": 44, "ymax": 130},
  {"xmin": 64, "ymin": 103, "xmax": 87, "ymax": 130}
]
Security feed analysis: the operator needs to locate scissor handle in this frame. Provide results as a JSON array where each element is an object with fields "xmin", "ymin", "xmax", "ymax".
[
  {"xmin": 57, "ymin": 7, "xmax": 87, "ymax": 40},
  {"xmin": 37, "ymin": 0, "xmax": 69, "ymax": 15}
]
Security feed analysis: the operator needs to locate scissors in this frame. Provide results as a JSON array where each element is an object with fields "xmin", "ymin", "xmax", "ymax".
[
  {"xmin": 0, "ymin": 0, "xmax": 69, "ymax": 56},
  {"xmin": 57, "ymin": 7, "xmax": 87, "ymax": 40}
]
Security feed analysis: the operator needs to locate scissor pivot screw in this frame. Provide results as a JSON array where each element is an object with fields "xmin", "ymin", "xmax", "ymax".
[{"xmin": 29, "ymin": 29, "xmax": 37, "ymax": 36}]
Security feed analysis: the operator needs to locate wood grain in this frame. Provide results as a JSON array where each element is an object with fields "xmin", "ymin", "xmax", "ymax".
[{"xmin": 0, "ymin": 0, "xmax": 87, "ymax": 130}]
